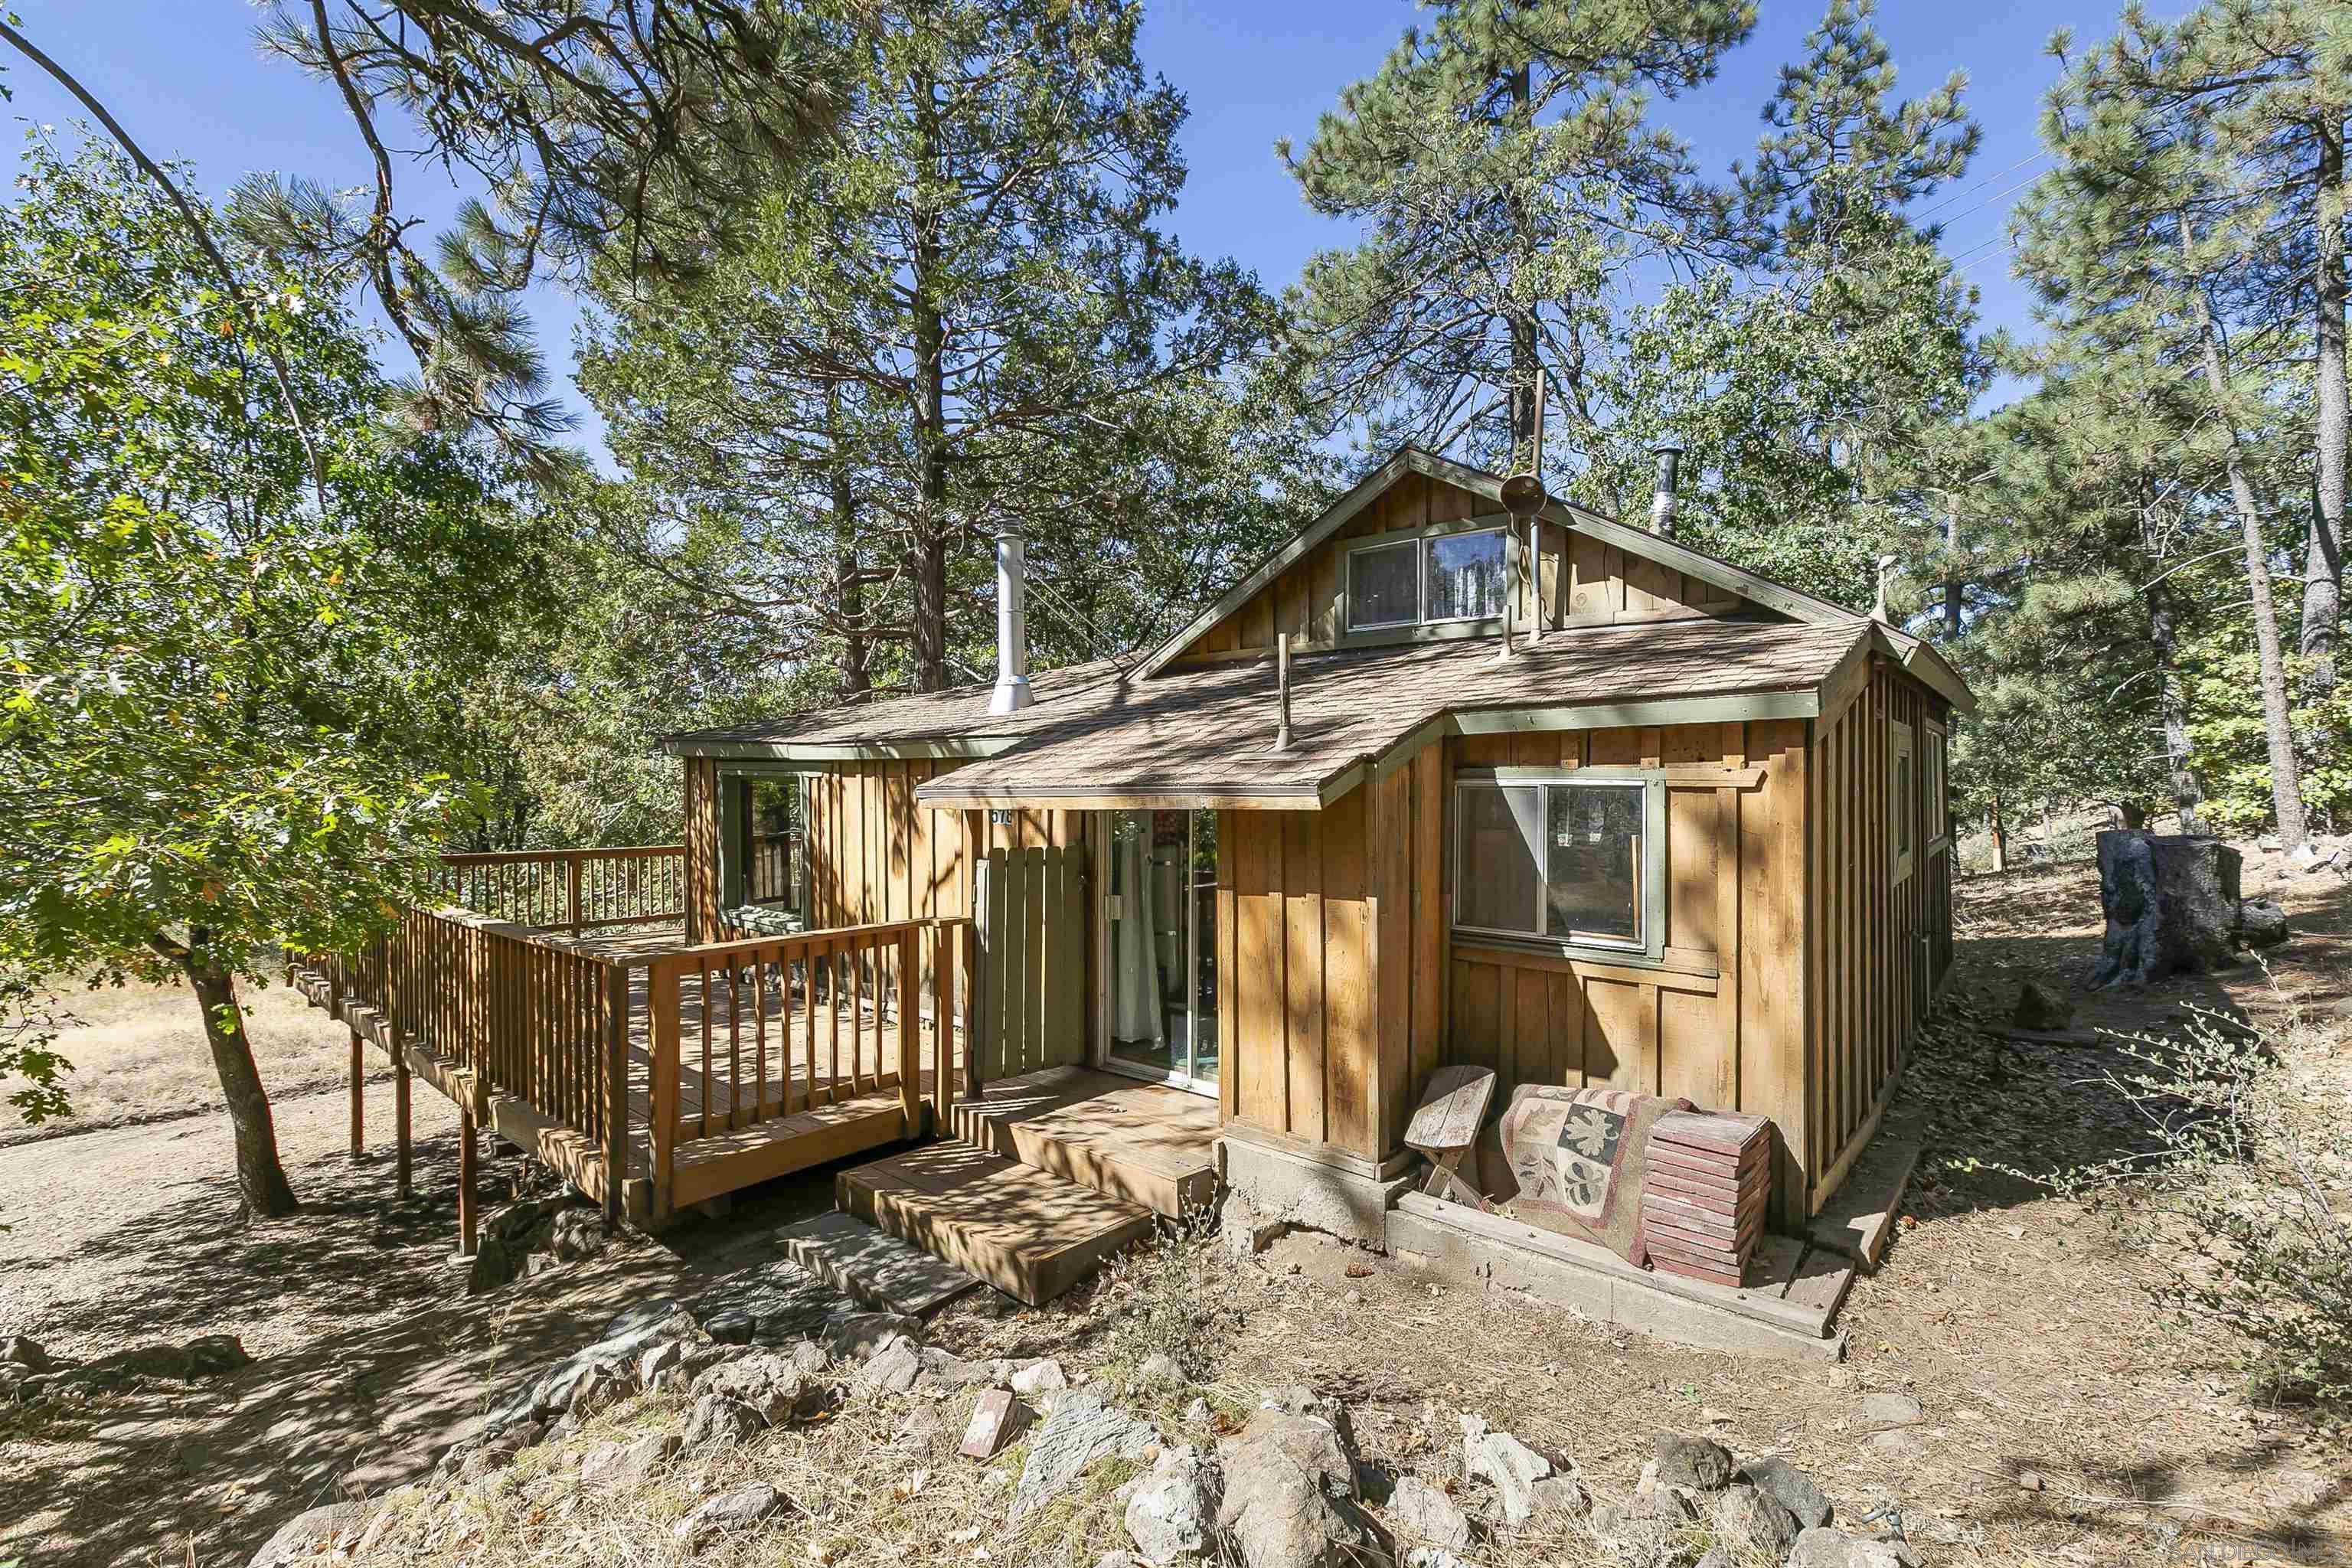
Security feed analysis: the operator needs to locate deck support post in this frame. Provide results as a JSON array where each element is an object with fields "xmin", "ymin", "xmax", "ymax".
[
  {"xmin": 457, "ymin": 1111, "xmax": 479, "ymax": 1256},
  {"xmin": 603, "ymin": 962, "xmax": 629, "ymax": 1233},
  {"xmin": 394, "ymin": 1051, "xmax": 413, "ymax": 1198},
  {"xmin": 899, "ymin": 929, "xmax": 921, "ymax": 1134},
  {"xmin": 347, "ymin": 1027, "xmax": 364, "ymax": 1157}
]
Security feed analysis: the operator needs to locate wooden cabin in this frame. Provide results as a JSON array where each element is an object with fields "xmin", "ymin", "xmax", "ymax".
[{"xmin": 662, "ymin": 445, "xmax": 1970, "ymax": 1269}]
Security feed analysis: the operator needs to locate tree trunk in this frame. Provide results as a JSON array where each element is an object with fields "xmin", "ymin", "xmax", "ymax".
[
  {"xmin": 2185, "ymin": 227, "xmax": 2310, "ymax": 851},
  {"xmin": 832, "ymin": 462, "xmax": 871, "ymax": 700},
  {"xmin": 1990, "ymin": 798, "xmax": 2008, "ymax": 873},
  {"xmin": 158, "ymin": 933, "xmax": 298, "ymax": 1219},
  {"xmin": 1942, "ymin": 508, "xmax": 1963, "ymax": 640},
  {"xmin": 2144, "ymin": 572, "xmax": 2205, "ymax": 833},
  {"xmin": 2086, "ymin": 831, "xmax": 2243, "ymax": 989},
  {"xmin": 2303, "ymin": 117, "xmax": 2346, "ymax": 698},
  {"xmin": 909, "ymin": 73, "xmax": 950, "ymax": 695}
]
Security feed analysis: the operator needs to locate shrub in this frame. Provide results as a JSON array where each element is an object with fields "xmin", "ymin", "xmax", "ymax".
[{"xmin": 2033, "ymin": 998, "xmax": 2352, "ymax": 1416}]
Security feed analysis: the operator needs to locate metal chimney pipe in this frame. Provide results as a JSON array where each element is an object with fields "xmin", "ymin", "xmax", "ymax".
[
  {"xmin": 1648, "ymin": 441, "xmax": 1684, "ymax": 537},
  {"xmin": 988, "ymin": 526, "xmax": 1032, "ymax": 714},
  {"xmin": 1273, "ymin": 632, "xmax": 1293, "ymax": 751}
]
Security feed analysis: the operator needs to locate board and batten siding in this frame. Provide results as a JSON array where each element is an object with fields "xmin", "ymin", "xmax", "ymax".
[
  {"xmin": 1805, "ymin": 657, "xmax": 1943, "ymax": 1210},
  {"xmin": 1168, "ymin": 472, "xmax": 1750, "ymax": 666},
  {"xmin": 1436, "ymin": 720, "xmax": 1811, "ymax": 1229}
]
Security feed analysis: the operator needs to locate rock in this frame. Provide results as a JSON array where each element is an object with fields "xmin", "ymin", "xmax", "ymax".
[
  {"xmin": 1011, "ymin": 1391, "xmax": 1159, "ymax": 1521},
  {"xmin": 1588, "ymin": 1501, "xmax": 1684, "ymax": 1566},
  {"xmin": 249, "ymin": 1501, "xmax": 372, "ymax": 1567},
  {"xmin": 692, "ymin": 1264, "xmax": 854, "ymax": 1348},
  {"xmin": 2239, "ymin": 898, "xmax": 2289, "ymax": 948},
  {"xmin": 862, "ymin": 1338, "xmax": 923, "ymax": 1395},
  {"xmin": 1401, "ymin": 1552, "xmax": 1468, "ymax": 1568},
  {"xmin": 675, "ymin": 1481, "xmax": 785, "ymax": 1549},
  {"xmin": 1788, "ymin": 1526, "xmax": 1919, "ymax": 1568},
  {"xmin": 455, "ymin": 1418, "xmax": 546, "ymax": 1481},
  {"xmin": 1135, "ymin": 1353, "xmax": 1186, "ymax": 1393},
  {"xmin": 483, "ymin": 1197, "xmax": 553, "ymax": 1245},
  {"xmin": 549, "ymin": 1208, "xmax": 606, "ymax": 1261},
  {"xmin": 1526, "ymin": 1475, "xmax": 1588, "ymax": 1520},
  {"xmin": 2010, "ymin": 979, "xmax": 2075, "ymax": 1032},
  {"xmin": 822, "ymin": 1312, "xmax": 921, "ymax": 1361},
  {"xmin": 1629, "ymin": 1488, "xmax": 1697, "ymax": 1525},
  {"xmin": 1388, "ymin": 1477, "xmax": 1472, "ymax": 1551},
  {"xmin": 2, "ymin": 1335, "xmax": 48, "ymax": 1371},
  {"xmin": 1184, "ymin": 1398, "xmax": 1212, "ymax": 1429},
  {"xmin": 466, "ymin": 1232, "xmax": 521, "ymax": 1296},
  {"xmin": 491, "ymin": 1298, "xmax": 689, "ymax": 1427},
  {"xmin": 1734, "ymin": 1455, "xmax": 1831, "ymax": 1530},
  {"xmin": 1855, "ymin": 1393, "xmax": 1924, "ymax": 1433},
  {"xmin": 896, "ymin": 1406, "xmax": 946, "ymax": 1446},
  {"xmin": 1218, "ymin": 1408, "xmax": 1389, "ymax": 1568},
  {"xmin": 1012, "ymin": 1358, "xmax": 1069, "ymax": 1397},
  {"xmin": 917, "ymin": 1348, "xmax": 1005, "ymax": 1390},
  {"xmin": 1651, "ymin": 1433, "xmax": 1733, "ymax": 1491},
  {"xmin": 1712, "ymin": 1484, "xmax": 1801, "ymax": 1557},
  {"xmin": 683, "ymin": 1393, "xmax": 766, "ymax": 1451},
  {"xmin": 567, "ymin": 1357, "xmax": 635, "ymax": 1419},
  {"xmin": 1461, "ymin": 1415, "xmax": 1554, "ymax": 1525},
  {"xmin": 1121, "ymin": 1443, "xmax": 1223, "ymax": 1565},
  {"xmin": 2017, "ymin": 1469, "xmax": 2046, "ymax": 1493},
  {"xmin": 168, "ymin": 1334, "xmax": 251, "ymax": 1377},
  {"xmin": 790, "ymin": 1340, "xmax": 833, "ymax": 1378},
  {"xmin": 693, "ymin": 1351, "xmax": 819, "ymax": 1425},
  {"xmin": 580, "ymin": 1430, "xmax": 679, "ymax": 1488},
  {"xmin": 640, "ymin": 1341, "xmax": 684, "ymax": 1388},
  {"xmin": 1694, "ymin": 1553, "xmax": 1733, "ymax": 1568},
  {"xmin": 1098, "ymin": 1554, "xmax": 1144, "ymax": 1568},
  {"xmin": 961, "ymin": 1389, "xmax": 1031, "ymax": 1460}
]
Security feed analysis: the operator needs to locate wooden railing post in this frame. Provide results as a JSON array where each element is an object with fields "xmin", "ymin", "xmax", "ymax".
[
  {"xmin": 960, "ymin": 916, "xmax": 982, "ymax": 1099},
  {"xmin": 603, "ymin": 961, "xmax": 629, "ymax": 1230},
  {"xmin": 650, "ymin": 960, "xmax": 680, "ymax": 1223},
  {"xmin": 898, "ymin": 927, "xmax": 920, "ymax": 1133},
  {"xmin": 566, "ymin": 856, "xmax": 584, "ymax": 934}
]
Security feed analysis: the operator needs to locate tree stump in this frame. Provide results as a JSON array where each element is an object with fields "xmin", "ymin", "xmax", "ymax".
[{"xmin": 2086, "ymin": 831, "xmax": 2243, "ymax": 989}]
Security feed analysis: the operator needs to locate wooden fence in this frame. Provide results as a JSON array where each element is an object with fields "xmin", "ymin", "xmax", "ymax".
[
  {"xmin": 971, "ymin": 844, "xmax": 1087, "ymax": 1084},
  {"xmin": 433, "ymin": 845, "xmax": 685, "ymax": 933}
]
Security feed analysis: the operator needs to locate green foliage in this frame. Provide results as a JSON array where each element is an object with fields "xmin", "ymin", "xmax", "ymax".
[
  {"xmin": 0, "ymin": 974, "xmax": 70, "ymax": 1127},
  {"xmin": 0, "ymin": 136, "xmax": 543, "ymax": 986},
  {"xmin": 2184, "ymin": 634, "xmax": 2352, "ymax": 833}
]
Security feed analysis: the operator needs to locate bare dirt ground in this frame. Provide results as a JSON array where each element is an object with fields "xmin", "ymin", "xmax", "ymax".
[
  {"xmin": 5, "ymin": 973, "xmax": 363, "ymax": 1148},
  {"xmin": 2, "ymin": 850, "xmax": 2345, "ymax": 1568}
]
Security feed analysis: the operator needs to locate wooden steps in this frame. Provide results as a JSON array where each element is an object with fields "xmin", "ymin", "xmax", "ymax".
[
  {"xmin": 840, "ymin": 1141, "xmax": 1156, "ymax": 1306},
  {"xmin": 950, "ymin": 1067, "xmax": 1218, "ymax": 1220},
  {"xmin": 671, "ymin": 1095, "xmax": 907, "ymax": 1210}
]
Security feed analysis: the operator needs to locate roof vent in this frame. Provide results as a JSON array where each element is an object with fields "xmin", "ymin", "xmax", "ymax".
[{"xmin": 988, "ymin": 526, "xmax": 1032, "ymax": 715}]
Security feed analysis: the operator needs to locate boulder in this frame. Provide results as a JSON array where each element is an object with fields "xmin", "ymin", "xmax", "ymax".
[
  {"xmin": 1120, "ymin": 1443, "xmax": 1223, "ymax": 1565},
  {"xmin": 2240, "ymin": 898, "xmax": 2289, "ymax": 949},
  {"xmin": 1134, "ymin": 1354, "xmax": 1187, "ymax": 1393},
  {"xmin": 692, "ymin": 1265, "xmax": 853, "ymax": 1348},
  {"xmin": 862, "ymin": 1338, "xmax": 923, "ymax": 1395},
  {"xmin": 2010, "ymin": 979, "xmax": 2075, "ymax": 1033},
  {"xmin": 683, "ymin": 1393, "xmax": 766, "ymax": 1452},
  {"xmin": 1388, "ymin": 1477, "xmax": 1472, "ymax": 1551},
  {"xmin": 1217, "ymin": 1406, "xmax": 1389, "ymax": 1568},
  {"xmin": 822, "ymin": 1312, "xmax": 921, "ymax": 1361},
  {"xmin": 466, "ymin": 1233, "xmax": 521, "ymax": 1297},
  {"xmin": 639, "ymin": 1341, "xmax": 684, "ymax": 1389},
  {"xmin": 548, "ymin": 1208, "xmax": 606, "ymax": 1262},
  {"xmin": 692, "ymin": 1351, "xmax": 820, "ymax": 1426},
  {"xmin": 1733, "ymin": 1455, "xmax": 1831, "ymax": 1530},
  {"xmin": 1711, "ymin": 1484, "xmax": 1801, "ymax": 1557},
  {"xmin": 580, "ymin": 1431, "xmax": 679, "ymax": 1489},
  {"xmin": 1788, "ymin": 1526, "xmax": 1920, "ymax": 1568},
  {"xmin": 248, "ymin": 1501, "xmax": 371, "ymax": 1567},
  {"xmin": 492, "ymin": 1299, "xmax": 690, "ymax": 1426},
  {"xmin": 1012, "ymin": 1358, "xmax": 1069, "ymax": 1397},
  {"xmin": 1525, "ymin": 1475, "xmax": 1589, "ymax": 1521},
  {"xmin": 675, "ymin": 1481, "xmax": 785, "ymax": 1550},
  {"xmin": 1460, "ymin": 1415, "xmax": 1554, "ymax": 1525},
  {"xmin": 2, "ymin": 1335, "xmax": 49, "ymax": 1371},
  {"xmin": 1650, "ymin": 1433, "xmax": 1733, "ymax": 1492},
  {"xmin": 1011, "ymin": 1391, "xmax": 1160, "ymax": 1521}
]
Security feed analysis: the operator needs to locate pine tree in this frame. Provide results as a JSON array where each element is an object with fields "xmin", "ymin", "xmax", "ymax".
[
  {"xmin": 2019, "ymin": 8, "xmax": 2334, "ymax": 848},
  {"xmin": 1602, "ymin": 0, "xmax": 1984, "ymax": 604},
  {"xmin": 579, "ymin": 0, "xmax": 1308, "ymax": 694},
  {"xmin": 1280, "ymin": 0, "xmax": 1754, "ymax": 478}
]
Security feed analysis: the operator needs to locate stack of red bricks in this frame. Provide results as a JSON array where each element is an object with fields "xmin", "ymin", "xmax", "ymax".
[{"xmin": 1640, "ymin": 1110, "xmax": 1770, "ymax": 1287}]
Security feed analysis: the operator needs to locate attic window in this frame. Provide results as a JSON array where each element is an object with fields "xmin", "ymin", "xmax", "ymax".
[{"xmin": 1345, "ymin": 526, "xmax": 1508, "ymax": 632}]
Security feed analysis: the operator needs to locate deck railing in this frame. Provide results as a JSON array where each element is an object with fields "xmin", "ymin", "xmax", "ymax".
[
  {"xmin": 641, "ymin": 916, "xmax": 971, "ymax": 1220},
  {"xmin": 304, "ymin": 901, "xmax": 974, "ymax": 1228},
  {"xmin": 433, "ymin": 844, "xmax": 686, "ymax": 933}
]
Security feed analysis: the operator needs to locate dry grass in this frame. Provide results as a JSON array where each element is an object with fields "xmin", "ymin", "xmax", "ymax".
[{"xmin": 5, "ymin": 969, "xmax": 361, "ymax": 1147}]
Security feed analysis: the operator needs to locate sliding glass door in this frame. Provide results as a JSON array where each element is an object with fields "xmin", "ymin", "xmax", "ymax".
[{"xmin": 1102, "ymin": 808, "xmax": 1219, "ymax": 1093}]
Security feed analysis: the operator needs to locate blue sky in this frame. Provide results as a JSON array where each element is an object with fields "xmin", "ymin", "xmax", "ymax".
[{"xmin": 5, "ymin": 0, "xmax": 2134, "ymax": 457}]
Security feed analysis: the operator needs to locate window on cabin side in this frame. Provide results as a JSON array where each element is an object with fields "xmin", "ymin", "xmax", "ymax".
[
  {"xmin": 1426, "ymin": 530, "xmax": 1508, "ymax": 621},
  {"xmin": 1348, "ymin": 538, "xmax": 1419, "ymax": 628},
  {"xmin": 1892, "ymin": 720, "xmax": 1916, "ymax": 884},
  {"xmin": 1454, "ymin": 778, "xmax": 1648, "ymax": 951}
]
